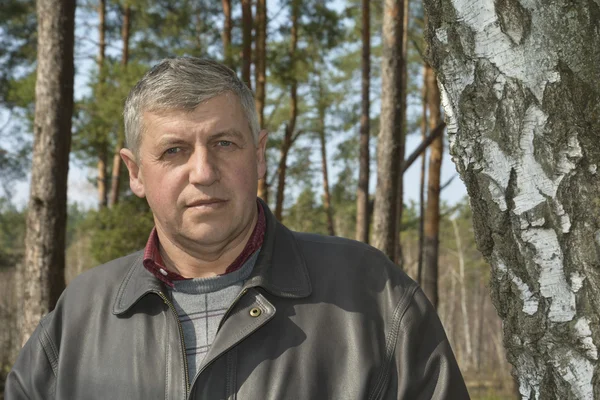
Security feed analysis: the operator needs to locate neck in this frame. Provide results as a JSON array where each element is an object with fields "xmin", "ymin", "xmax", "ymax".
[{"xmin": 156, "ymin": 210, "xmax": 258, "ymax": 278}]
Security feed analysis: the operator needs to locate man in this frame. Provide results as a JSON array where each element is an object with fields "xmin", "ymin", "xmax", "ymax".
[{"xmin": 6, "ymin": 57, "xmax": 469, "ymax": 399}]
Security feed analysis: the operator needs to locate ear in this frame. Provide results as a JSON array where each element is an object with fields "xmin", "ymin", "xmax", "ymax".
[
  {"xmin": 120, "ymin": 148, "xmax": 146, "ymax": 198},
  {"xmin": 256, "ymin": 130, "xmax": 268, "ymax": 180}
]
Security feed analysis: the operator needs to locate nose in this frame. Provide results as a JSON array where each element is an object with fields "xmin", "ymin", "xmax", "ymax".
[{"xmin": 188, "ymin": 145, "xmax": 219, "ymax": 186}]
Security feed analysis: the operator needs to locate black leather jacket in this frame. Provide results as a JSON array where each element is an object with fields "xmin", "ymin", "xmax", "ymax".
[{"xmin": 6, "ymin": 205, "xmax": 469, "ymax": 399}]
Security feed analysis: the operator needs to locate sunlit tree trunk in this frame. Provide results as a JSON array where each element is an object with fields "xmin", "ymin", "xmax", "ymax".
[
  {"xmin": 372, "ymin": 0, "xmax": 405, "ymax": 259},
  {"xmin": 393, "ymin": 0, "xmax": 410, "ymax": 266},
  {"xmin": 356, "ymin": 0, "xmax": 370, "ymax": 243},
  {"xmin": 421, "ymin": 63, "xmax": 442, "ymax": 309},
  {"xmin": 274, "ymin": 0, "xmax": 299, "ymax": 222},
  {"xmin": 255, "ymin": 0, "xmax": 268, "ymax": 202},
  {"xmin": 452, "ymin": 218, "xmax": 472, "ymax": 368},
  {"xmin": 426, "ymin": 0, "xmax": 600, "ymax": 397},
  {"xmin": 108, "ymin": 5, "xmax": 130, "ymax": 208},
  {"xmin": 96, "ymin": 0, "xmax": 107, "ymax": 209},
  {"xmin": 317, "ymin": 77, "xmax": 335, "ymax": 236},
  {"xmin": 20, "ymin": 0, "xmax": 75, "ymax": 346},
  {"xmin": 417, "ymin": 65, "xmax": 428, "ymax": 285},
  {"xmin": 222, "ymin": 0, "xmax": 233, "ymax": 68},
  {"xmin": 241, "ymin": 0, "xmax": 252, "ymax": 89}
]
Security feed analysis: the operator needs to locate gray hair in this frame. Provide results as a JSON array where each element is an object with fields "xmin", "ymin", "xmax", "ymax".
[{"xmin": 123, "ymin": 57, "xmax": 259, "ymax": 157}]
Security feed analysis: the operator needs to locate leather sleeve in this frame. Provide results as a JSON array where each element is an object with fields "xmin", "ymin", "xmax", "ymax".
[
  {"xmin": 389, "ymin": 287, "xmax": 470, "ymax": 400},
  {"xmin": 4, "ymin": 315, "xmax": 57, "ymax": 400}
]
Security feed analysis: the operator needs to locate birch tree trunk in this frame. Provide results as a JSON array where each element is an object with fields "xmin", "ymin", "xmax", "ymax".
[
  {"xmin": 356, "ymin": 0, "xmax": 371, "ymax": 244},
  {"xmin": 425, "ymin": 0, "xmax": 600, "ymax": 398},
  {"xmin": 372, "ymin": 0, "xmax": 405, "ymax": 259},
  {"xmin": 21, "ymin": 0, "xmax": 75, "ymax": 345}
]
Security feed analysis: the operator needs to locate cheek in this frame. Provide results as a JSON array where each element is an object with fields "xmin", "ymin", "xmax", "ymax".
[{"xmin": 145, "ymin": 171, "xmax": 184, "ymax": 210}]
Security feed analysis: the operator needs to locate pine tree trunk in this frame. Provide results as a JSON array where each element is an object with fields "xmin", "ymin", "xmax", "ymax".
[
  {"xmin": 255, "ymin": 0, "xmax": 268, "ymax": 202},
  {"xmin": 97, "ymin": 0, "xmax": 107, "ymax": 209},
  {"xmin": 274, "ymin": 0, "xmax": 299, "ymax": 222},
  {"xmin": 393, "ymin": 0, "xmax": 410, "ymax": 266},
  {"xmin": 241, "ymin": 0, "xmax": 252, "ymax": 89},
  {"xmin": 109, "ymin": 5, "xmax": 130, "ymax": 208},
  {"xmin": 425, "ymin": 0, "xmax": 600, "ymax": 397},
  {"xmin": 372, "ymin": 0, "xmax": 405, "ymax": 259},
  {"xmin": 221, "ymin": 0, "xmax": 233, "ymax": 68},
  {"xmin": 20, "ymin": 0, "xmax": 75, "ymax": 346},
  {"xmin": 417, "ymin": 65, "xmax": 428, "ymax": 285},
  {"xmin": 422, "ymin": 64, "xmax": 442, "ymax": 309},
  {"xmin": 453, "ymin": 218, "xmax": 473, "ymax": 368},
  {"xmin": 318, "ymin": 79, "xmax": 335, "ymax": 236},
  {"xmin": 356, "ymin": 0, "xmax": 370, "ymax": 243}
]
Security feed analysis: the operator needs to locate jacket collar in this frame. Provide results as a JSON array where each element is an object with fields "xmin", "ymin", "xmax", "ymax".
[{"xmin": 113, "ymin": 199, "xmax": 311, "ymax": 315}]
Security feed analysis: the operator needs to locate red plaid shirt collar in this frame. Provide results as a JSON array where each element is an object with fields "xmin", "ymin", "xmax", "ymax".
[{"xmin": 143, "ymin": 200, "xmax": 266, "ymax": 287}]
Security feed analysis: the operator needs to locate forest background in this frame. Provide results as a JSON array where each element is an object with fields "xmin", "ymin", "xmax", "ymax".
[{"xmin": 0, "ymin": 0, "xmax": 516, "ymax": 398}]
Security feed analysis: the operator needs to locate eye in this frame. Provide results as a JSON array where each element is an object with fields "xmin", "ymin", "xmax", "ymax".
[
  {"xmin": 164, "ymin": 147, "xmax": 181, "ymax": 155},
  {"xmin": 217, "ymin": 140, "xmax": 233, "ymax": 147}
]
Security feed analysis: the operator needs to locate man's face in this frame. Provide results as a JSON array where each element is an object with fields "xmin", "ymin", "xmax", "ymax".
[{"xmin": 121, "ymin": 93, "xmax": 267, "ymax": 252}]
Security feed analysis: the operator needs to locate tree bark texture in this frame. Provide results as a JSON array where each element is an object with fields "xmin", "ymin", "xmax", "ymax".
[
  {"xmin": 425, "ymin": 0, "xmax": 600, "ymax": 398},
  {"xmin": 417, "ymin": 65, "xmax": 428, "ymax": 285},
  {"xmin": 222, "ymin": 0, "xmax": 233, "ymax": 68},
  {"xmin": 97, "ymin": 0, "xmax": 107, "ymax": 209},
  {"xmin": 422, "ymin": 63, "xmax": 443, "ymax": 309},
  {"xmin": 274, "ymin": 0, "xmax": 299, "ymax": 222},
  {"xmin": 21, "ymin": 0, "xmax": 75, "ymax": 346},
  {"xmin": 372, "ymin": 0, "xmax": 405, "ymax": 259},
  {"xmin": 109, "ymin": 5, "xmax": 130, "ymax": 208},
  {"xmin": 356, "ymin": 0, "xmax": 371, "ymax": 244},
  {"xmin": 241, "ymin": 0, "xmax": 252, "ymax": 89},
  {"xmin": 318, "ymin": 80, "xmax": 335, "ymax": 237},
  {"xmin": 393, "ymin": 0, "xmax": 410, "ymax": 266},
  {"xmin": 255, "ymin": 0, "xmax": 268, "ymax": 202}
]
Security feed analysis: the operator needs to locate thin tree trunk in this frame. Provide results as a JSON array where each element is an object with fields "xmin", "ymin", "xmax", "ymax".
[
  {"xmin": 241, "ymin": 0, "xmax": 252, "ymax": 89},
  {"xmin": 421, "ymin": 64, "xmax": 442, "ymax": 309},
  {"xmin": 372, "ymin": 0, "xmax": 405, "ymax": 259},
  {"xmin": 393, "ymin": 0, "xmax": 410, "ymax": 267},
  {"xmin": 476, "ymin": 276, "xmax": 486, "ymax": 372},
  {"xmin": 109, "ymin": 5, "xmax": 130, "ymax": 208},
  {"xmin": 274, "ymin": 0, "xmax": 299, "ymax": 221},
  {"xmin": 96, "ymin": 0, "xmax": 107, "ymax": 209},
  {"xmin": 452, "ymin": 218, "xmax": 473, "ymax": 368},
  {"xmin": 425, "ymin": 1, "xmax": 600, "ymax": 396},
  {"xmin": 20, "ymin": 0, "xmax": 75, "ymax": 346},
  {"xmin": 318, "ymin": 78, "xmax": 335, "ymax": 236},
  {"xmin": 255, "ymin": 0, "xmax": 268, "ymax": 202},
  {"xmin": 356, "ymin": 0, "xmax": 370, "ymax": 243},
  {"xmin": 446, "ymin": 257, "xmax": 458, "ymax": 360},
  {"xmin": 417, "ymin": 65, "xmax": 428, "ymax": 285},
  {"xmin": 222, "ymin": 0, "xmax": 233, "ymax": 68}
]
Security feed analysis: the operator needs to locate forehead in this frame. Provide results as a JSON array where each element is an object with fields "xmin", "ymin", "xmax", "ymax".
[{"xmin": 141, "ymin": 93, "xmax": 250, "ymax": 141}]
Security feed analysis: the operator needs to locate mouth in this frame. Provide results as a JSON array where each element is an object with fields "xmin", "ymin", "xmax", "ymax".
[{"xmin": 186, "ymin": 198, "xmax": 228, "ymax": 208}]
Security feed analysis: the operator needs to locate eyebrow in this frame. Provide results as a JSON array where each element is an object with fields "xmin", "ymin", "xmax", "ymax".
[
  {"xmin": 155, "ymin": 129, "xmax": 247, "ymax": 149},
  {"xmin": 209, "ymin": 129, "xmax": 246, "ymax": 143}
]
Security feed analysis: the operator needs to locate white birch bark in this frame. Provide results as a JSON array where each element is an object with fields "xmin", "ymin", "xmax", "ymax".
[{"xmin": 424, "ymin": 0, "xmax": 600, "ymax": 398}]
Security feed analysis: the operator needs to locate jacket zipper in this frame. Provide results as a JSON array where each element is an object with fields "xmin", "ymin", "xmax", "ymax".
[{"xmin": 157, "ymin": 291, "xmax": 190, "ymax": 395}]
